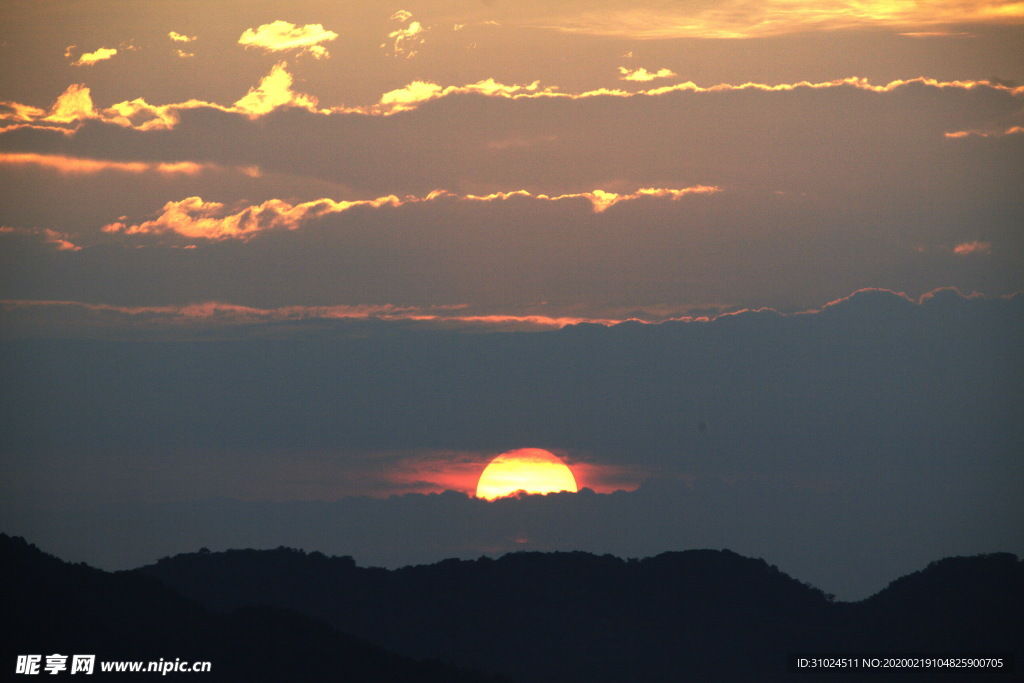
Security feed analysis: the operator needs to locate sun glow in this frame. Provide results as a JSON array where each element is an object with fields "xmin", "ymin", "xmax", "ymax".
[{"xmin": 475, "ymin": 448, "xmax": 578, "ymax": 500}]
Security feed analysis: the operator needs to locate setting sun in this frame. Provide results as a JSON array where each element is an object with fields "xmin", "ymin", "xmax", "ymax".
[{"xmin": 475, "ymin": 448, "xmax": 578, "ymax": 500}]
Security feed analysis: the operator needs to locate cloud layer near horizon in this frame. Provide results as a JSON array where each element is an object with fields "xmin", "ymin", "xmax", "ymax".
[{"xmin": 2, "ymin": 289, "xmax": 1021, "ymax": 601}]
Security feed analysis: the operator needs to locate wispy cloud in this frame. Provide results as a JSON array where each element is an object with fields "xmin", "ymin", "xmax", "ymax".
[
  {"xmin": 103, "ymin": 186, "xmax": 721, "ymax": 240},
  {"xmin": 238, "ymin": 20, "xmax": 338, "ymax": 59},
  {"xmin": 528, "ymin": 1, "xmax": 1024, "ymax": 39},
  {"xmin": 898, "ymin": 31, "xmax": 976, "ymax": 38},
  {"xmin": 168, "ymin": 31, "xmax": 197, "ymax": 43},
  {"xmin": 464, "ymin": 186, "xmax": 721, "ymax": 213},
  {"xmin": 0, "ymin": 227, "xmax": 82, "ymax": 252},
  {"xmin": 0, "ymin": 299, "xmax": 629, "ymax": 336},
  {"xmin": 379, "ymin": 451, "xmax": 645, "ymax": 496},
  {"xmin": 0, "ymin": 152, "xmax": 256, "ymax": 178},
  {"xmin": 953, "ymin": 240, "xmax": 993, "ymax": 256},
  {"xmin": 3, "ymin": 289, "xmax": 1014, "ymax": 341},
  {"xmin": 944, "ymin": 125, "xmax": 1024, "ymax": 138},
  {"xmin": 42, "ymin": 229, "xmax": 82, "ymax": 251}
]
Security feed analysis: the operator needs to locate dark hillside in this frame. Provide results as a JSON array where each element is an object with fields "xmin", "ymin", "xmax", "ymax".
[
  {"xmin": 0, "ymin": 534, "xmax": 506, "ymax": 682},
  {"xmin": 138, "ymin": 545, "xmax": 1022, "ymax": 681},
  {"xmin": 5, "ymin": 532, "xmax": 1019, "ymax": 682}
]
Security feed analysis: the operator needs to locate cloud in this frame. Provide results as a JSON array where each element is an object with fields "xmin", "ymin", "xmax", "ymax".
[
  {"xmin": 464, "ymin": 186, "xmax": 721, "ymax": 213},
  {"xmin": 370, "ymin": 450, "xmax": 644, "ymax": 497},
  {"xmin": 103, "ymin": 195, "xmax": 401, "ymax": 240},
  {"xmin": 618, "ymin": 66, "xmax": 677, "ymax": 82},
  {"xmin": 954, "ymin": 240, "xmax": 993, "ymax": 256},
  {"xmin": 232, "ymin": 61, "xmax": 321, "ymax": 117},
  {"xmin": 45, "ymin": 84, "xmax": 97, "ymax": 123},
  {"xmin": 0, "ymin": 227, "xmax": 82, "ymax": 252},
  {"xmin": 383, "ymin": 10, "xmax": 427, "ymax": 58},
  {"xmin": 527, "ymin": 0, "xmax": 1024, "ymax": 39},
  {"xmin": 0, "ymin": 152, "xmax": 254, "ymax": 178},
  {"xmin": 0, "ymin": 63, "xmax": 327, "ymax": 132},
  {"xmin": 2, "ymin": 72, "xmax": 1020, "ymax": 135},
  {"xmin": 102, "ymin": 186, "xmax": 720, "ymax": 240},
  {"xmin": 898, "ymin": 31, "xmax": 975, "ymax": 38},
  {"xmin": 42, "ymin": 229, "xmax": 82, "ymax": 251},
  {"xmin": 238, "ymin": 20, "xmax": 338, "ymax": 59},
  {"xmin": 367, "ymin": 78, "xmax": 553, "ymax": 114},
  {"xmin": 168, "ymin": 31, "xmax": 197, "ymax": 43},
  {"xmin": 945, "ymin": 125, "xmax": 1024, "ymax": 138},
  {"xmin": 0, "ymin": 299, "xmax": 630, "ymax": 337},
  {"xmin": 70, "ymin": 47, "xmax": 118, "ymax": 66}
]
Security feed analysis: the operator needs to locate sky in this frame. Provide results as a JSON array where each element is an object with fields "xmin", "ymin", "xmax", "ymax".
[{"xmin": 1, "ymin": 1, "xmax": 1022, "ymax": 600}]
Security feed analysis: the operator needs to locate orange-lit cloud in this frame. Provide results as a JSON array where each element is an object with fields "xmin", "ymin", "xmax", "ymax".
[
  {"xmin": 569, "ymin": 461, "xmax": 647, "ymax": 494},
  {"xmin": 42, "ymin": 229, "xmax": 82, "ymax": 251},
  {"xmin": 953, "ymin": 240, "xmax": 992, "ymax": 255},
  {"xmin": 70, "ymin": 47, "xmax": 117, "ymax": 66},
  {"xmin": 637, "ymin": 76, "xmax": 1024, "ymax": 97},
  {"xmin": 233, "ymin": 61, "xmax": 321, "ymax": 117},
  {"xmin": 944, "ymin": 125, "xmax": 1024, "ymax": 138},
  {"xmin": 368, "ymin": 78, "xmax": 552, "ymax": 114},
  {"xmin": 332, "ymin": 450, "xmax": 646, "ymax": 497},
  {"xmin": 899, "ymin": 31, "xmax": 975, "ymax": 37},
  {"xmin": 2, "ymin": 71, "xmax": 1020, "ymax": 134},
  {"xmin": 169, "ymin": 31, "xmax": 197, "ymax": 43},
  {"xmin": 104, "ymin": 96, "xmax": 217, "ymax": 131},
  {"xmin": 0, "ymin": 299, "xmax": 425, "ymax": 322},
  {"xmin": 4, "ymin": 289, "xmax": 1014, "ymax": 339},
  {"xmin": 104, "ymin": 195, "xmax": 404, "ymax": 240},
  {"xmin": 529, "ymin": 1, "xmax": 1024, "ymax": 39},
  {"xmin": 46, "ymin": 84, "xmax": 97, "ymax": 122},
  {"xmin": 382, "ymin": 452, "xmax": 493, "ymax": 495},
  {"xmin": 383, "ymin": 10, "xmax": 427, "ymax": 58},
  {"xmin": 618, "ymin": 66, "xmax": 677, "ymax": 82},
  {"xmin": 0, "ymin": 227, "xmax": 82, "ymax": 252},
  {"xmin": 0, "ymin": 299, "xmax": 629, "ymax": 334},
  {"xmin": 1, "ymin": 63, "xmax": 325, "ymax": 132},
  {"xmin": 465, "ymin": 186, "xmax": 721, "ymax": 213},
  {"xmin": 105, "ymin": 185, "xmax": 720, "ymax": 240},
  {"xmin": 238, "ymin": 20, "xmax": 338, "ymax": 59},
  {"xmin": 0, "ymin": 152, "xmax": 255, "ymax": 177}
]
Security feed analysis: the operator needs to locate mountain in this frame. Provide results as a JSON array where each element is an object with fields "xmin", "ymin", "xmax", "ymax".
[
  {"xmin": 5, "ymin": 533, "xmax": 1019, "ymax": 682},
  {"xmin": 0, "ymin": 534, "xmax": 507, "ymax": 682},
  {"xmin": 137, "ymin": 545, "xmax": 1023, "ymax": 682}
]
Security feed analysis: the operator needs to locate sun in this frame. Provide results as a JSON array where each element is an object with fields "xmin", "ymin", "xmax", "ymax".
[{"xmin": 475, "ymin": 448, "xmax": 578, "ymax": 500}]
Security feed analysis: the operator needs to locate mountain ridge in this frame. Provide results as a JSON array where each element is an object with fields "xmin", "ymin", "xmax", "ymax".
[
  {"xmin": 134, "ymin": 543, "xmax": 1023, "ymax": 681},
  {"xmin": 5, "ymin": 533, "xmax": 1020, "ymax": 681}
]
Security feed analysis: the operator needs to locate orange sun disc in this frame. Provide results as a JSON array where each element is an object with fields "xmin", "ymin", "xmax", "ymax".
[{"xmin": 475, "ymin": 448, "xmax": 578, "ymax": 500}]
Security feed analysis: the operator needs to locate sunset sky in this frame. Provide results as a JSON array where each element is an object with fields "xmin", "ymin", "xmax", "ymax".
[{"xmin": 1, "ymin": 1, "xmax": 1022, "ymax": 600}]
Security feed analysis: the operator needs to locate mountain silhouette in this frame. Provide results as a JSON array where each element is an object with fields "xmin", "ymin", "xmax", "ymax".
[
  {"xmin": 134, "ymin": 545, "xmax": 1021, "ymax": 682},
  {"xmin": 0, "ymin": 534, "xmax": 507, "ymax": 682},
  {"xmin": 4, "ymin": 533, "xmax": 1020, "ymax": 681}
]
